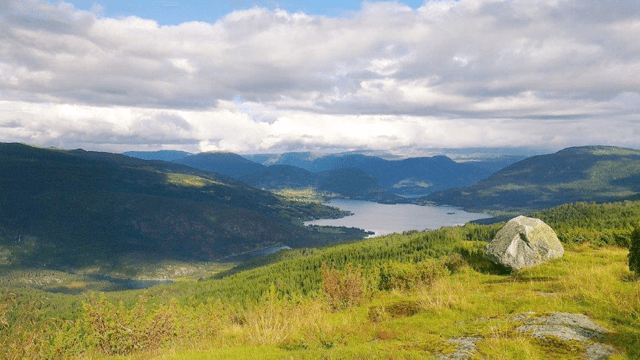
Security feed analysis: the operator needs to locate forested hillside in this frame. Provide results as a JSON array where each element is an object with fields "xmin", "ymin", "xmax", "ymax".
[
  {"xmin": 0, "ymin": 143, "xmax": 365, "ymax": 268},
  {"xmin": 427, "ymin": 146, "xmax": 640, "ymax": 211},
  {"xmin": 240, "ymin": 166, "xmax": 404, "ymax": 203}
]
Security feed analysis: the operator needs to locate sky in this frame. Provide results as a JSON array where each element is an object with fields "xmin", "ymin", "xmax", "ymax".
[{"xmin": 0, "ymin": 0, "xmax": 639, "ymax": 154}]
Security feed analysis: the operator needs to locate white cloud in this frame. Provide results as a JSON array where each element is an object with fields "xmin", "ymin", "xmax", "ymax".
[{"xmin": 0, "ymin": 0, "xmax": 639, "ymax": 153}]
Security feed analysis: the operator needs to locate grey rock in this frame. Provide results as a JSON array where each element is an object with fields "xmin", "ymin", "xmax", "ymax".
[
  {"xmin": 438, "ymin": 337, "xmax": 482, "ymax": 360},
  {"xmin": 485, "ymin": 215, "xmax": 564, "ymax": 270},
  {"xmin": 525, "ymin": 312, "xmax": 610, "ymax": 333},
  {"xmin": 516, "ymin": 324, "xmax": 603, "ymax": 342},
  {"xmin": 439, "ymin": 313, "xmax": 615, "ymax": 360},
  {"xmin": 510, "ymin": 311, "xmax": 537, "ymax": 322},
  {"xmin": 585, "ymin": 343, "xmax": 615, "ymax": 360},
  {"xmin": 516, "ymin": 313, "xmax": 614, "ymax": 360}
]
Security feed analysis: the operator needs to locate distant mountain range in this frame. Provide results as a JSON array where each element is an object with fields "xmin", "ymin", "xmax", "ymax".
[
  {"xmin": 0, "ymin": 143, "xmax": 366, "ymax": 268},
  {"xmin": 124, "ymin": 146, "xmax": 640, "ymax": 212},
  {"xmin": 168, "ymin": 152, "xmax": 402, "ymax": 202},
  {"xmin": 147, "ymin": 150, "xmax": 525, "ymax": 200},
  {"xmin": 426, "ymin": 146, "xmax": 640, "ymax": 211}
]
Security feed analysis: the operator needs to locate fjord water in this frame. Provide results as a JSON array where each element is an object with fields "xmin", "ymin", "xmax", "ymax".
[{"xmin": 305, "ymin": 199, "xmax": 490, "ymax": 236}]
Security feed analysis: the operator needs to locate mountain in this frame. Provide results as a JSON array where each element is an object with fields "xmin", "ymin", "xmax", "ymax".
[
  {"xmin": 238, "ymin": 165, "xmax": 404, "ymax": 203},
  {"xmin": 246, "ymin": 152, "xmax": 504, "ymax": 197},
  {"xmin": 426, "ymin": 146, "xmax": 640, "ymax": 211},
  {"xmin": 289, "ymin": 153, "xmax": 494, "ymax": 196},
  {"xmin": 123, "ymin": 150, "xmax": 191, "ymax": 161},
  {"xmin": 244, "ymin": 152, "xmax": 325, "ymax": 168},
  {"xmin": 239, "ymin": 164, "xmax": 317, "ymax": 189},
  {"xmin": 243, "ymin": 150, "xmax": 404, "ymax": 168},
  {"xmin": 316, "ymin": 168, "xmax": 398, "ymax": 202},
  {"xmin": 0, "ymin": 143, "xmax": 365, "ymax": 268},
  {"xmin": 174, "ymin": 152, "xmax": 266, "ymax": 178}
]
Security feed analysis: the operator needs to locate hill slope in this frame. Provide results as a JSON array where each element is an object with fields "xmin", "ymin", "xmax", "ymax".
[
  {"xmin": 249, "ymin": 152, "xmax": 497, "ymax": 196},
  {"xmin": 0, "ymin": 143, "xmax": 363, "ymax": 267},
  {"xmin": 174, "ymin": 152, "xmax": 267, "ymax": 178},
  {"xmin": 426, "ymin": 145, "xmax": 640, "ymax": 211},
  {"xmin": 239, "ymin": 165, "xmax": 405, "ymax": 203},
  {"xmin": 2, "ymin": 201, "xmax": 639, "ymax": 359}
]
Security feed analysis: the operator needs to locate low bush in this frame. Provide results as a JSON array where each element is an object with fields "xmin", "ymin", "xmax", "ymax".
[
  {"xmin": 321, "ymin": 263, "xmax": 366, "ymax": 310},
  {"xmin": 82, "ymin": 294, "xmax": 177, "ymax": 356},
  {"xmin": 378, "ymin": 259, "xmax": 450, "ymax": 291}
]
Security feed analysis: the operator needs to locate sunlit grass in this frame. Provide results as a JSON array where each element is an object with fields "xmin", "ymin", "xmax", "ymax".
[
  {"xmin": 161, "ymin": 246, "xmax": 637, "ymax": 359},
  {"xmin": 272, "ymin": 188, "xmax": 329, "ymax": 203},
  {"xmin": 165, "ymin": 173, "xmax": 224, "ymax": 188},
  {"xmin": 3, "ymin": 225, "xmax": 640, "ymax": 359}
]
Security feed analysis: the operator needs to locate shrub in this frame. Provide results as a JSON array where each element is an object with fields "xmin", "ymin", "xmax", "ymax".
[
  {"xmin": 629, "ymin": 222, "xmax": 640, "ymax": 274},
  {"xmin": 82, "ymin": 294, "xmax": 176, "ymax": 356},
  {"xmin": 378, "ymin": 259, "xmax": 450, "ymax": 291},
  {"xmin": 321, "ymin": 263, "xmax": 366, "ymax": 310},
  {"xmin": 367, "ymin": 300, "xmax": 421, "ymax": 323},
  {"xmin": 443, "ymin": 253, "xmax": 467, "ymax": 273}
]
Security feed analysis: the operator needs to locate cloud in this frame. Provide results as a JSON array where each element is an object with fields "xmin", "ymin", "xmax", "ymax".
[{"xmin": 0, "ymin": 0, "xmax": 639, "ymax": 152}]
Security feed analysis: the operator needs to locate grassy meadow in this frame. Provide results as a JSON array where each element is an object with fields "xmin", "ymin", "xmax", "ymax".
[{"xmin": 1, "ymin": 201, "xmax": 640, "ymax": 359}]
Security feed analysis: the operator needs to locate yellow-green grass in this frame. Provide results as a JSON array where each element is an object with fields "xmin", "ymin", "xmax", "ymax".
[
  {"xmin": 92, "ymin": 246, "xmax": 640, "ymax": 360},
  {"xmin": 272, "ymin": 188, "xmax": 329, "ymax": 203}
]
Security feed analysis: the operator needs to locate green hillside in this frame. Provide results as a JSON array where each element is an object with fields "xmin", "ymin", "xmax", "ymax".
[
  {"xmin": 0, "ymin": 143, "xmax": 365, "ymax": 268},
  {"xmin": 1, "ymin": 201, "xmax": 639, "ymax": 359},
  {"xmin": 426, "ymin": 146, "xmax": 640, "ymax": 212},
  {"xmin": 240, "ymin": 165, "xmax": 405, "ymax": 203},
  {"xmin": 174, "ymin": 152, "xmax": 267, "ymax": 178}
]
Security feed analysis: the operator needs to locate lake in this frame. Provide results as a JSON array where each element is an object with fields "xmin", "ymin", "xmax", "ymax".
[{"xmin": 305, "ymin": 199, "xmax": 490, "ymax": 237}]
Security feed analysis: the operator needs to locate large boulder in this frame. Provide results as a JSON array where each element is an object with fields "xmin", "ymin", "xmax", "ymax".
[{"xmin": 485, "ymin": 215, "xmax": 564, "ymax": 271}]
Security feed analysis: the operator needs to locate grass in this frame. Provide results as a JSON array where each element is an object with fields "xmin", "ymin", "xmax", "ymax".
[
  {"xmin": 272, "ymin": 188, "xmax": 335, "ymax": 203},
  {"xmin": 2, "ymin": 208, "xmax": 639, "ymax": 359},
  {"xmin": 165, "ymin": 173, "xmax": 225, "ymax": 188},
  {"xmin": 85, "ymin": 246, "xmax": 639, "ymax": 360}
]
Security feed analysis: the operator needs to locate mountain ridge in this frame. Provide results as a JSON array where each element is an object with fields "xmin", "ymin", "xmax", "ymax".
[
  {"xmin": 426, "ymin": 145, "xmax": 640, "ymax": 211},
  {"xmin": 0, "ymin": 143, "xmax": 366, "ymax": 268}
]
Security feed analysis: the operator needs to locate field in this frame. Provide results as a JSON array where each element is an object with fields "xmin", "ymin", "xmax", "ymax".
[{"xmin": 1, "ymin": 201, "xmax": 639, "ymax": 359}]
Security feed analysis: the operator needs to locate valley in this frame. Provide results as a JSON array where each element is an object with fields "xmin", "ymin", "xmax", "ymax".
[
  {"xmin": 4, "ymin": 1, "xmax": 638, "ymax": 358},
  {"xmin": 1, "ymin": 142, "xmax": 640, "ymax": 359}
]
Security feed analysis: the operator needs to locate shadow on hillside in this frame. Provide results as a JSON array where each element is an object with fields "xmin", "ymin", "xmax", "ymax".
[{"xmin": 459, "ymin": 248, "xmax": 511, "ymax": 275}]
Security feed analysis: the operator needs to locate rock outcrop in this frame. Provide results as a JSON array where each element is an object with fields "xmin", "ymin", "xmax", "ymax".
[
  {"xmin": 438, "ymin": 312, "xmax": 616, "ymax": 360},
  {"xmin": 485, "ymin": 215, "xmax": 564, "ymax": 270}
]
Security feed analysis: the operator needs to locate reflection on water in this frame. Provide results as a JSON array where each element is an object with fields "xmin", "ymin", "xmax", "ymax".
[{"xmin": 305, "ymin": 199, "xmax": 490, "ymax": 237}]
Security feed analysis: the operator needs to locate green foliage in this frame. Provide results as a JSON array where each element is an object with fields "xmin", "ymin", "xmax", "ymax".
[
  {"xmin": 196, "ymin": 228, "xmax": 465, "ymax": 305},
  {"xmin": 535, "ymin": 201, "xmax": 640, "ymax": 247},
  {"xmin": 629, "ymin": 222, "xmax": 640, "ymax": 274},
  {"xmin": 378, "ymin": 259, "xmax": 450, "ymax": 291}
]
